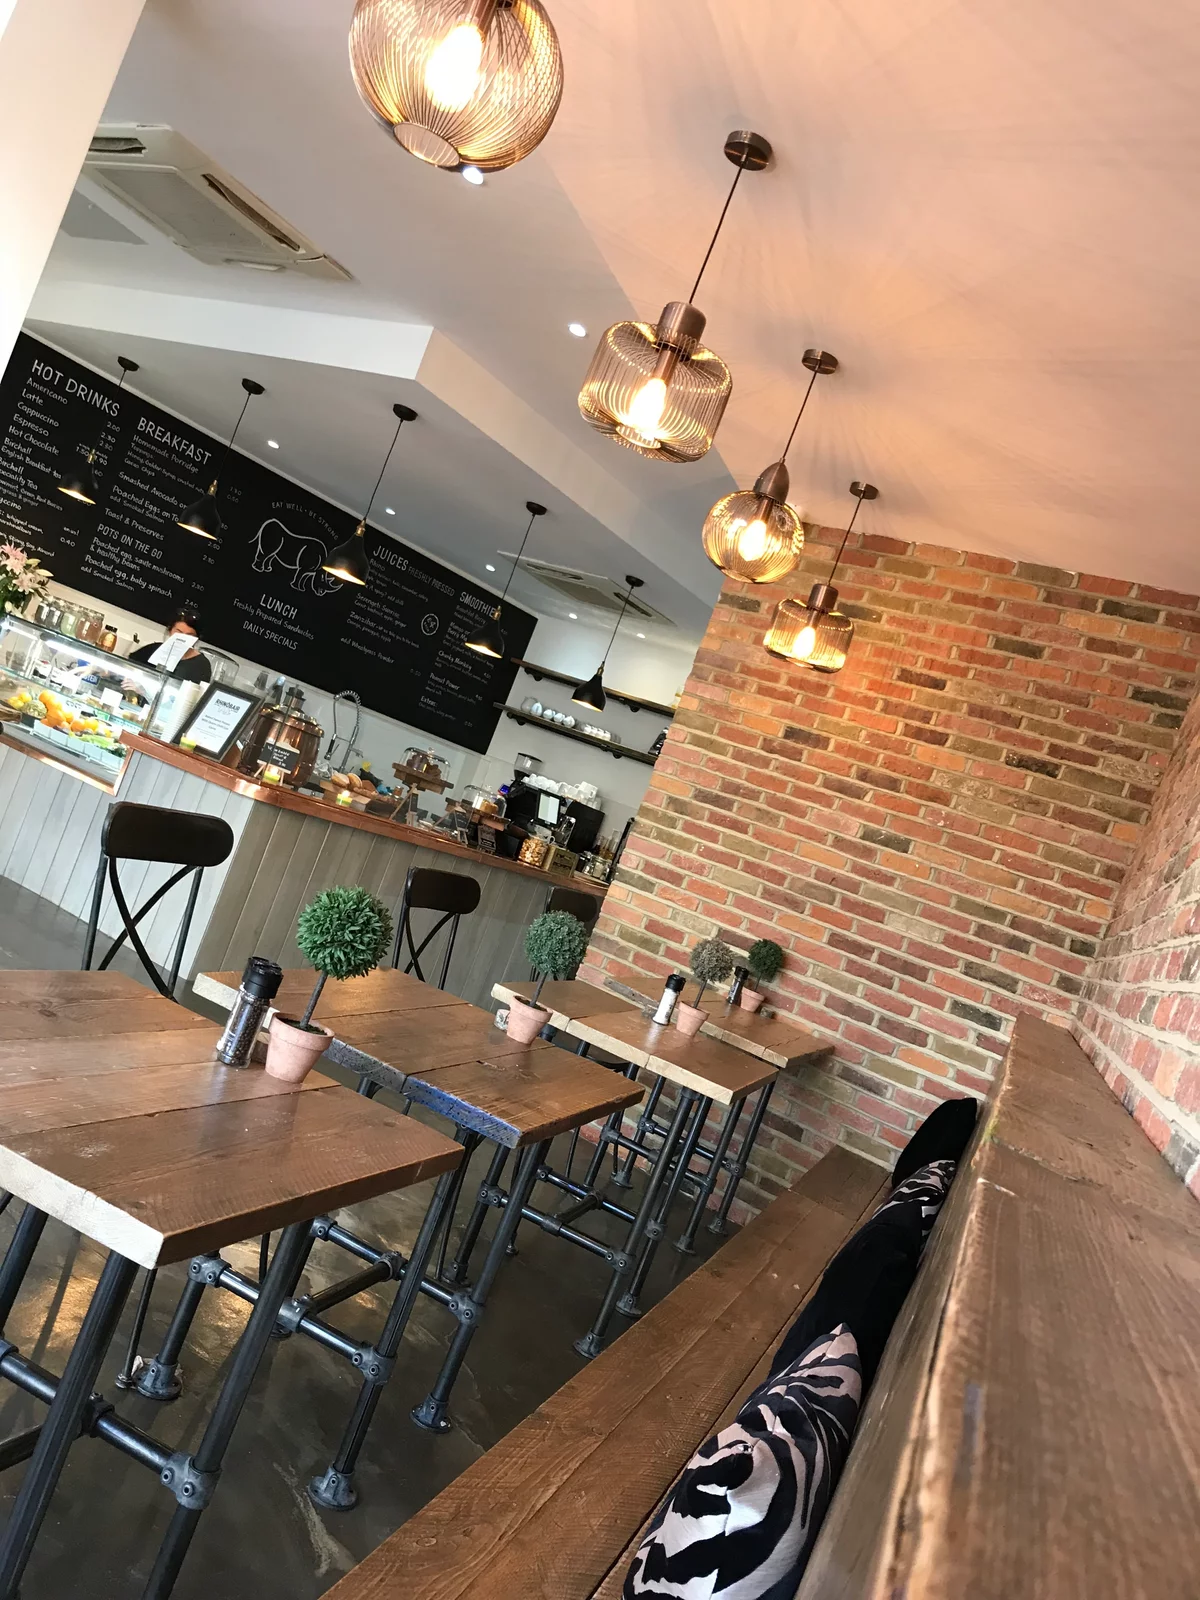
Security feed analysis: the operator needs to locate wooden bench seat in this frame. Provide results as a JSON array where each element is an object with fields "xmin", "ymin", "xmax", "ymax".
[{"xmin": 324, "ymin": 1144, "xmax": 887, "ymax": 1600}]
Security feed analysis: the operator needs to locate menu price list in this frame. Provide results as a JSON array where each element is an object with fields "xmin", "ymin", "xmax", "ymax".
[{"xmin": 0, "ymin": 334, "xmax": 533, "ymax": 753}]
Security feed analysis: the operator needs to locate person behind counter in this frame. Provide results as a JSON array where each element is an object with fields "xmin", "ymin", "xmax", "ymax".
[{"xmin": 128, "ymin": 607, "xmax": 213, "ymax": 683}]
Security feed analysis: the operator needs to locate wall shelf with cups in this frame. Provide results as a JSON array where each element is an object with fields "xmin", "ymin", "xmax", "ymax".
[
  {"xmin": 496, "ymin": 703, "xmax": 659, "ymax": 766},
  {"xmin": 511, "ymin": 660, "xmax": 677, "ymax": 718}
]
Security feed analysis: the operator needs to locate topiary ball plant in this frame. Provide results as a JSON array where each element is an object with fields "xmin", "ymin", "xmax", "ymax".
[
  {"xmin": 294, "ymin": 885, "xmax": 394, "ymax": 1029},
  {"xmin": 690, "ymin": 935, "xmax": 734, "ymax": 1006},
  {"xmin": 746, "ymin": 938, "xmax": 785, "ymax": 991},
  {"xmin": 524, "ymin": 910, "xmax": 590, "ymax": 1010}
]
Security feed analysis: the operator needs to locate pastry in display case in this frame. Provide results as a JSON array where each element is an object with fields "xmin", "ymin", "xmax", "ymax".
[{"xmin": 0, "ymin": 613, "xmax": 168, "ymax": 786}]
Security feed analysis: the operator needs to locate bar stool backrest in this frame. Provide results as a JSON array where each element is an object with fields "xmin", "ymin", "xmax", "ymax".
[
  {"xmin": 391, "ymin": 866, "xmax": 481, "ymax": 989},
  {"xmin": 82, "ymin": 801, "xmax": 235, "ymax": 999},
  {"xmin": 543, "ymin": 886, "xmax": 601, "ymax": 929}
]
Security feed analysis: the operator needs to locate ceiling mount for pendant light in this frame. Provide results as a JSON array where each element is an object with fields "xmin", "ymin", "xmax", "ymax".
[
  {"xmin": 578, "ymin": 130, "xmax": 772, "ymax": 465},
  {"xmin": 58, "ymin": 354, "xmax": 140, "ymax": 506},
  {"xmin": 348, "ymin": 0, "xmax": 563, "ymax": 173},
  {"xmin": 177, "ymin": 377, "xmax": 264, "ymax": 541},
  {"xmin": 322, "ymin": 403, "xmax": 418, "ymax": 587},
  {"xmin": 572, "ymin": 574, "xmax": 644, "ymax": 711},
  {"xmin": 764, "ymin": 481, "xmax": 877, "ymax": 675},
  {"xmin": 702, "ymin": 347, "xmax": 838, "ymax": 583},
  {"xmin": 464, "ymin": 499, "xmax": 546, "ymax": 657}
]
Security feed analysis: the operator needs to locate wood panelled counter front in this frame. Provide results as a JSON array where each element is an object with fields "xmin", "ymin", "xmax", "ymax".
[{"xmin": 0, "ymin": 734, "xmax": 606, "ymax": 1008}]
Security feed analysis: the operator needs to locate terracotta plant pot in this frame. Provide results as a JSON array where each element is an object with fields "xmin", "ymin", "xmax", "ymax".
[
  {"xmin": 673, "ymin": 1001, "xmax": 707, "ymax": 1037},
  {"xmin": 740, "ymin": 988, "xmax": 766, "ymax": 1013},
  {"xmin": 265, "ymin": 1015, "xmax": 333, "ymax": 1083},
  {"xmin": 506, "ymin": 996, "xmax": 549, "ymax": 1044}
]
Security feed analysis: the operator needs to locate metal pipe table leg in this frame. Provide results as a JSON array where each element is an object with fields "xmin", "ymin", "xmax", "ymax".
[
  {"xmin": 573, "ymin": 1088, "xmax": 697, "ymax": 1361},
  {"xmin": 613, "ymin": 1074, "xmax": 665, "ymax": 1188},
  {"xmin": 0, "ymin": 1247, "xmax": 138, "ymax": 1600},
  {"xmin": 309, "ymin": 1158, "xmax": 464, "ymax": 1510},
  {"xmin": 135, "ymin": 1252, "xmax": 225, "ymax": 1402},
  {"xmin": 432, "ymin": 1127, "xmax": 479, "ymax": 1284},
  {"xmin": 0, "ymin": 1206, "xmax": 48, "ymax": 1331},
  {"xmin": 445, "ymin": 1143, "xmax": 508, "ymax": 1286},
  {"xmin": 412, "ymin": 1137, "xmax": 551, "ymax": 1434},
  {"xmin": 674, "ymin": 1096, "xmax": 746, "ymax": 1254},
  {"xmin": 141, "ymin": 1221, "xmax": 314, "ymax": 1600},
  {"xmin": 708, "ymin": 1081, "xmax": 775, "ymax": 1235},
  {"xmin": 617, "ymin": 1094, "xmax": 712, "ymax": 1318},
  {"xmin": 114, "ymin": 1268, "xmax": 158, "ymax": 1389},
  {"xmin": 580, "ymin": 1060, "xmax": 639, "ymax": 1190}
]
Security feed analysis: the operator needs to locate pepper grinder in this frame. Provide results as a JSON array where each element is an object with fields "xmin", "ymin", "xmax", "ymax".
[{"xmin": 215, "ymin": 956, "xmax": 283, "ymax": 1067}]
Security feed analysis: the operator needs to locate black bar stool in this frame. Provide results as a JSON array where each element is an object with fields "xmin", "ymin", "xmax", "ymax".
[
  {"xmin": 541, "ymin": 885, "xmax": 601, "ymax": 930},
  {"xmin": 390, "ymin": 866, "xmax": 481, "ymax": 989},
  {"xmin": 81, "ymin": 801, "xmax": 235, "ymax": 1000}
]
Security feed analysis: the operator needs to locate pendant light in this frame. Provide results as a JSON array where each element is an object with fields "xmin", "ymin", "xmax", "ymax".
[
  {"xmin": 572, "ymin": 574, "xmax": 644, "ymax": 711},
  {"xmin": 348, "ymin": 0, "xmax": 563, "ymax": 173},
  {"xmin": 764, "ymin": 481, "xmax": 877, "ymax": 675},
  {"xmin": 322, "ymin": 403, "xmax": 419, "ymax": 587},
  {"xmin": 177, "ymin": 377, "xmax": 264, "ymax": 540},
  {"xmin": 58, "ymin": 355, "xmax": 140, "ymax": 505},
  {"xmin": 464, "ymin": 499, "xmax": 547, "ymax": 656},
  {"xmin": 702, "ymin": 349, "xmax": 838, "ymax": 583},
  {"xmin": 578, "ymin": 131, "xmax": 772, "ymax": 464}
]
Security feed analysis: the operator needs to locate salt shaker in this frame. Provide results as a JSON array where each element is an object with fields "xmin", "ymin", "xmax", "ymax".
[
  {"xmin": 215, "ymin": 957, "xmax": 283, "ymax": 1067},
  {"xmin": 652, "ymin": 974, "xmax": 686, "ymax": 1026}
]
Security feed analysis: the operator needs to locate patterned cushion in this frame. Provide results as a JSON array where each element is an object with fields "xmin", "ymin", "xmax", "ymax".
[{"xmin": 624, "ymin": 1324, "xmax": 862, "ymax": 1599}]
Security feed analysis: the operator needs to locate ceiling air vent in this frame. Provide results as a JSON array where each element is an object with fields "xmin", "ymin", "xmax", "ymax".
[
  {"xmin": 500, "ymin": 555, "xmax": 675, "ymax": 628},
  {"xmin": 82, "ymin": 124, "xmax": 351, "ymax": 282}
]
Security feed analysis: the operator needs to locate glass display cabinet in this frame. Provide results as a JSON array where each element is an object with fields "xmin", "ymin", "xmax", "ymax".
[{"xmin": 0, "ymin": 614, "xmax": 169, "ymax": 788}]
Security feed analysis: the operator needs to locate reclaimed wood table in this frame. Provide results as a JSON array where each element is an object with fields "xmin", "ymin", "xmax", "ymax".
[
  {"xmin": 192, "ymin": 969, "xmax": 644, "ymax": 1503},
  {"xmin": 0, "ymin": 971, "xmax": 462, "ymax": 1599}
]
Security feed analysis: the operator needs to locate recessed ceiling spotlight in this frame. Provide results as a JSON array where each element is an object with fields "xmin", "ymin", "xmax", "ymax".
[
  {"xmin": 461, "ymin": 165, "xmax": 485, "ymax": 186},
  {"xmin": 568, "ymin": 611, "xmax": 578, "ymax": 619},
  {"xmin": 567, "ymin": 322, "xmax": 587, "ymax": 338},
  {"xmin": 385, "ymin": 506, "xmax": 395, "ymax": 515},
  {"xmin": 266, "ymin": 438, "xmax": 280, "ymax": 449},
  {"xmin": 486, "ymin": 562, "xmax": 496, "ymax": 572}
]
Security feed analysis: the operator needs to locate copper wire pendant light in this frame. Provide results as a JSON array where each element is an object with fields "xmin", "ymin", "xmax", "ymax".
[
  {"xmin": 349, "ymin": 0, "xmax": 563, "ymax": 173},
  {"xmin": 177, "ymin": 377, "xmax": 264, "ymax": 541},
  {"xmin": 578, "ymin": 131, "xmax": 772, "ymax": 464},
  {"xmin": 464, "ymin": 499, "xmax": 546, "ymax": 656},
  {"xmin": 764, "ymin": 481, "xmax": 877, "ymax": 675},
  {"xmin": 702, "ymin": 348, "xmax": 838, "ymax": 583},
  {"xmin": 322, "ymin": 403, "xmax": 418, "ymax": 587},
  {"xmin": 572, "ymin": 574, "xmax": 644, "ymax": 711},
  {"xmin": 58, "ymin": 355, "xmax": 140, "ymax": 505}
]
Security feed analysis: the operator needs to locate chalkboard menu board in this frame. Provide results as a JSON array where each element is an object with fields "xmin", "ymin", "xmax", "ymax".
[{"xmin": 0, "ymin": 334, "xmax": 534, "ymax": 752}]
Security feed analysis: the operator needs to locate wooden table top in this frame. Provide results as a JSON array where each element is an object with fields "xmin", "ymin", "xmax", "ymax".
[
  {"xmin": 199, "ymin": 970, "xmax": 643, "ymax": 1149},
  {"xmin": 561, "ymin": 1009, "xmax": 777, "ymax": 1106},
  {"xmin": 0, "ymin": 972, "xmax": 463, "ymax": 1269},
  {"xmin": 492, "ymin": 976, "xmax": 830, "ymax": 1073}
]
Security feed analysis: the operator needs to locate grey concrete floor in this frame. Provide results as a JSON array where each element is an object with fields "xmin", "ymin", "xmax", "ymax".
[{"xmin": 0, "ymin": 878, "xmax": 733, "ymax": 1598}]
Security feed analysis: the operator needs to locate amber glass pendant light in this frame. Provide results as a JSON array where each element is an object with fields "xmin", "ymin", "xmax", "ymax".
[
  {"xmin": 322, "ymin": 403, "xmax": 418, "ymax": 587},
  {"xmin": 764, "ymin": 481, "xmax": 877, "ymax": 675},
  {"xmin": 177, "ymin": 377, "xmax": 264, "ymax": 541},
  {"xmin": 58, "ymin": 355, "xmax": 140, "ymax": 505},
  {"xmin": 578, "ymin": 131, "xmax": 772, "ymax": 464},
  {"xmin": 702, "ymin": 348, "xmax": 838, "ymax": 583},
  {"xmin": 349, "ymin": 0, "xmax": 563, "ymax": 173},
  {"xmin": 464, "ymin": 499, "xmax": 546, "ymax": 656}
]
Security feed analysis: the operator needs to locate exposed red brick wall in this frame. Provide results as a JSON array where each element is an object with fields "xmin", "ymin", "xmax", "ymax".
[
  {"xmin": 582, "ymin": 525, "xmax": 1200, "ymax": 1219},
  {"xmin": 1075, "ymin": 690, "xmax": 1200, "ymax": 1199}
]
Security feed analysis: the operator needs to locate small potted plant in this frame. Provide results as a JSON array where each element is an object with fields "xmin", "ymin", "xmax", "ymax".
[
  {"xmin": 266, "ymin": 885, "xmax": 393, "ymax": 1082},
  {"xmin": 674, "ymin": 936, "xmax": 735, "ymax": 1037},
  {"xmin": 742, "ymin": 938, "xmax": 785, "ymax": 1012},
  {"xmin": 506, "ymin": 910, "xmax": 590, "ymax": 1044}
]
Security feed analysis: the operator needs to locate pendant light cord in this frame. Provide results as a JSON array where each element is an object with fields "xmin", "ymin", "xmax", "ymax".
[
  {"xmin": 360, "ymin": 411, "xmax": 410, "ymax": 526},
  {"xmin": 779, "ymin": 365, "xmax": 821, "ymax": 463},
  {"xmin": 826, "ymin": 492, "xmax": 866, "ymax": 588},
  {"xmin": 215, "ymin": 386, "xmax": 257, "ymax": 481},
  {"xmin": 497, "ymin": 506, "xmax": 540, "ymax": 607},
  {"xmin": 600, "ymin": 578, "xmax": 637, "ymax": 669},
  {"xmin": 688, "ymin": 161, "xmax": 746, "ymax": 303}
]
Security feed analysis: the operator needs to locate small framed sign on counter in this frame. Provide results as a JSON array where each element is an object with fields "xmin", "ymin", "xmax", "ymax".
[{"xmin": 173, "ymin": 684, "xmax": 261, "ymax": 760}]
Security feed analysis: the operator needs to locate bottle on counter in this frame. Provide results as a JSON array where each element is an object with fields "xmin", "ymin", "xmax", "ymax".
[
  {"xmin": 99, "ymin": 623, "xmax": 118, "ymax": 653},
  {"xmin": 652, "ymin": 973, "xmax": 686, "ymax": 1026},
  {"xmin": 727, "ymin": 966, "xmax": 750, "ymax": 1008},
  {"xmin": 215, "ymin": 956, "xmax": 283, "ymax": 1067}
]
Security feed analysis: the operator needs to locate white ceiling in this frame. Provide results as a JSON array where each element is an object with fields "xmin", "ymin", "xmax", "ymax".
[{"xmin": 32, "ymin": 0, "xmax": 1200, "ymax": 607}]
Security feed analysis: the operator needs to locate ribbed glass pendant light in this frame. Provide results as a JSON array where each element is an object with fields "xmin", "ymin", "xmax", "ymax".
[
  {"xmin": 322, "ymin": 403, "xmax": 418, "ymax": 587},
  {"xmin": 349, "ymin": 0, "xmax": 563, "ymax": 173},
  {"xmin": 701, "ymin": 348, "xmax": 838, "ymax": 583},
  {"xmin": 572, "ymin": 574, "xmax": 643, "ymax": 711},
  {"xmin": 177, "ymin": 378, "xmax": 264, "ymax": 540},
  {"xmin": 58, "ymin": 355, "xmax": 140, "ymax": 505},
  {"xmin": 764, "ymin": 481, "xmax": 877, "ymax": 675},
  {"xmin": 464, "ymin": 499, "xmax": 546, "ymax": 656},
  {"xmin": 578, "ymin": 131, "xmax": 772, "ymax": 464}
]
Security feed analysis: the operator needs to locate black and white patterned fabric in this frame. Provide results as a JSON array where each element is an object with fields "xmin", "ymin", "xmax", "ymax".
[
  {"xmin": 623, "ymin": 1325, "xmax": 861, "ymax": 1599},
  {"xmin": 870, "ymin": 1158, "xmax": 956, "ymax": 1241}
]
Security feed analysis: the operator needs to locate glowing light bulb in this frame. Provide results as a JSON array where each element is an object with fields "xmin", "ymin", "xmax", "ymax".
[
  {"xmin": 624, "ymin": 376, "xmax": 668, "ymax": 438},
  {"xmin": 425, "ymin": 22, "xmax": 485, "ymax": 112},
  {"xmin": 736, "ymin": 517, "xmax": 770, "ymax": 563},
  {"xmin": 793, "ymin": 624, "xmax": 818, "ymax": 661}
]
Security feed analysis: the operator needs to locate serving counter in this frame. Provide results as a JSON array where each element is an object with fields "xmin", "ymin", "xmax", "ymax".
[{"xmin": 0, "ymin": 731, "xmax": 606, "ymax": 1009}]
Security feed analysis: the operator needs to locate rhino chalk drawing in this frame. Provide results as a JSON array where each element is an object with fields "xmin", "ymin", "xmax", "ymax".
[{"xmin": 251, "ymin": 518, "xmax": 342, "ymax": 595}]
